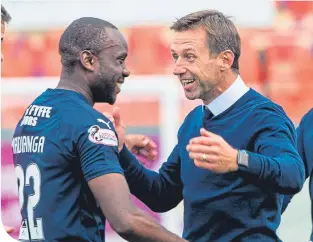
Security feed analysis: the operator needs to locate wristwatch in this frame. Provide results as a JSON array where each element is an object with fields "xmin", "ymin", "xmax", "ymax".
[{"xmin": 237, "ymin": 150, "xmax": 249, "ymax": 167}]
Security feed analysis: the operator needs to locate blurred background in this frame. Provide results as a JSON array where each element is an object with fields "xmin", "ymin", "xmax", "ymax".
[{"xmin": 1, "ymin": 0, "xmax": 313, "ymax": 241}]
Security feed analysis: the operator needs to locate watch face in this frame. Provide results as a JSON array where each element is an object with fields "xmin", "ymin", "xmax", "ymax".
[{"xmin": 240, "ymin": 151, "xmax": 249, "ymax": 167}]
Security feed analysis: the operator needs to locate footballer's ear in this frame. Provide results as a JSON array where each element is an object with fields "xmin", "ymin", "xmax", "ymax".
[{"xmin": 80, "ymin": 50, "xmax": 96, "ymax": 71}]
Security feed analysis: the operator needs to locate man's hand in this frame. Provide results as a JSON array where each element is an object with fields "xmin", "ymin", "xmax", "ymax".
[
  {"xmin": 186, "ymin": 128, "xmax": 238, "ymax": 173},
  {"xmin": 103, "ymin": 108, "xmax": 158, "ymax": 160},
  {"xmin": 125, "ymin": 134, "xmax": 158, "ymax": 161}
]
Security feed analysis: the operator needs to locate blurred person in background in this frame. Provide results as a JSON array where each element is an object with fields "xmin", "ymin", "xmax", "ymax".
[
  {"xmin": 110, "ymin": 9, "xmax": 305, "ymax": 242},
  {"xmin": 1, "ymin": 4, "xmax": 15, "ymax": 235},
  {"xmin": 11, "ymin": 17, "xmax": 186, "ymax": 242},
  {"xmin": 1, "ymin": 5, "xmax": 11, "ymax": 62},
  {"xmin": 282, "ymin": 108, "xmax": 313, "ymax": 241}
]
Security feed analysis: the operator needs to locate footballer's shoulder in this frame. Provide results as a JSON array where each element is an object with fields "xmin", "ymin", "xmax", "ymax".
[{"xmin": 60, "ymin": 103, "xmax": 112, "ymax": 129}]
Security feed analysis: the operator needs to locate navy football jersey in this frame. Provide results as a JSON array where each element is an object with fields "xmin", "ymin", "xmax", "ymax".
[{"xmin": 12, "ymin": 88, "xmax": 123, "ymax": 241}]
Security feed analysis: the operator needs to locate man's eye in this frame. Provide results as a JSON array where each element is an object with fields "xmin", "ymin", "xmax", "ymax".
[{"xmin": 186, "ymin": 54, "xmax": 195, "ymax": 62}]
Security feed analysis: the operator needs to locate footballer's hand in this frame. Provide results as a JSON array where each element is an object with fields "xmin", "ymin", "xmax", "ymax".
[
  {"xmin": 103, "ymin": 107, "xmax": 125, "ymax": 152},
  {"xmin": 4, "ymin": 225, "xmax": 14, "ymax": 234},
  {"xmin": 186, "ymin": 128, "xmax": 238, "ymax": 174},
  {"xmin": 125, "ymin": 134, "xmax": 158, "ymax": 160},
  {"xmin": 103, "ymin": 109, "xmax": 158, "ymax": 160}
]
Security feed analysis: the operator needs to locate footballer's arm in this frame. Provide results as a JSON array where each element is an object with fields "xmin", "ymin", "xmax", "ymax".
[{"xmin": 88, "ymin": 173, "xmax": 187, "ymax": 242}]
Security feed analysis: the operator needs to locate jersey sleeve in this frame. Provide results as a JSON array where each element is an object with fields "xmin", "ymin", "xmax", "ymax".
[{"xmin": 75, "ymin": 116, "xmax": 124, "ymax": 182}]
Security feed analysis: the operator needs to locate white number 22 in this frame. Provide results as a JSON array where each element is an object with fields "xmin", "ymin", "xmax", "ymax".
[{"xmin": 15, "ymin": 163, "xmax": 45, "ymax": 241}]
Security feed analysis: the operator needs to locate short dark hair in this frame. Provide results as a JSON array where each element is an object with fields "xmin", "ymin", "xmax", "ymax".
[
  {"xmin": 1, "ymin": 5, "xmax": 12, "ymax": 23},
  {"xmin": 171, "ymin": 10, "xmax": 241, "ymax": 73},
  {"xmin": 59, "ymin": 17, "xmax": 118, "ymax": 74}
]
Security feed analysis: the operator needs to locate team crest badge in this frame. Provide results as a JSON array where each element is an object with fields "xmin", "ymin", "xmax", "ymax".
[{"xmin": 88, "ymin": 125, "xmax": 118, "ymax": 146}]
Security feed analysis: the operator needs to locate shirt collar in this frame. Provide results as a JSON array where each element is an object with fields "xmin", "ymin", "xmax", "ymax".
[{"xmin": 204, "ymin": 75, "xmax": 250, "ymax": 116}]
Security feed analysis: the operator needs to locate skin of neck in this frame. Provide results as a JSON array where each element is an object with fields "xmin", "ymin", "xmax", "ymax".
[
  {"xmin": 57, "ymin": 68, "xmax": 95, "ymax": 106},
  {"xmin": 202, "ymin": 71, "xmax": 238, "ymax": 105}
]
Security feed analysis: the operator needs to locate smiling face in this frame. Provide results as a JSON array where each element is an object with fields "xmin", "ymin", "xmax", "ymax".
[
  {"xmin": 93, "ymin": 29, "xmax": 130, "ymax": 104},
  {"xmin": 80, "ymin": 28, "xmax": 130, "ymax": 105},
  {"xmin": 170, "ymin": 27, "xmax": 223, "ymax": 103}
]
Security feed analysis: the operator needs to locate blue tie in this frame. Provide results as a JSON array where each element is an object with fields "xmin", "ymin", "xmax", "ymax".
[{"xmin": 203, "ymin": 107, "xmax": 214, "ymax": 127}]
